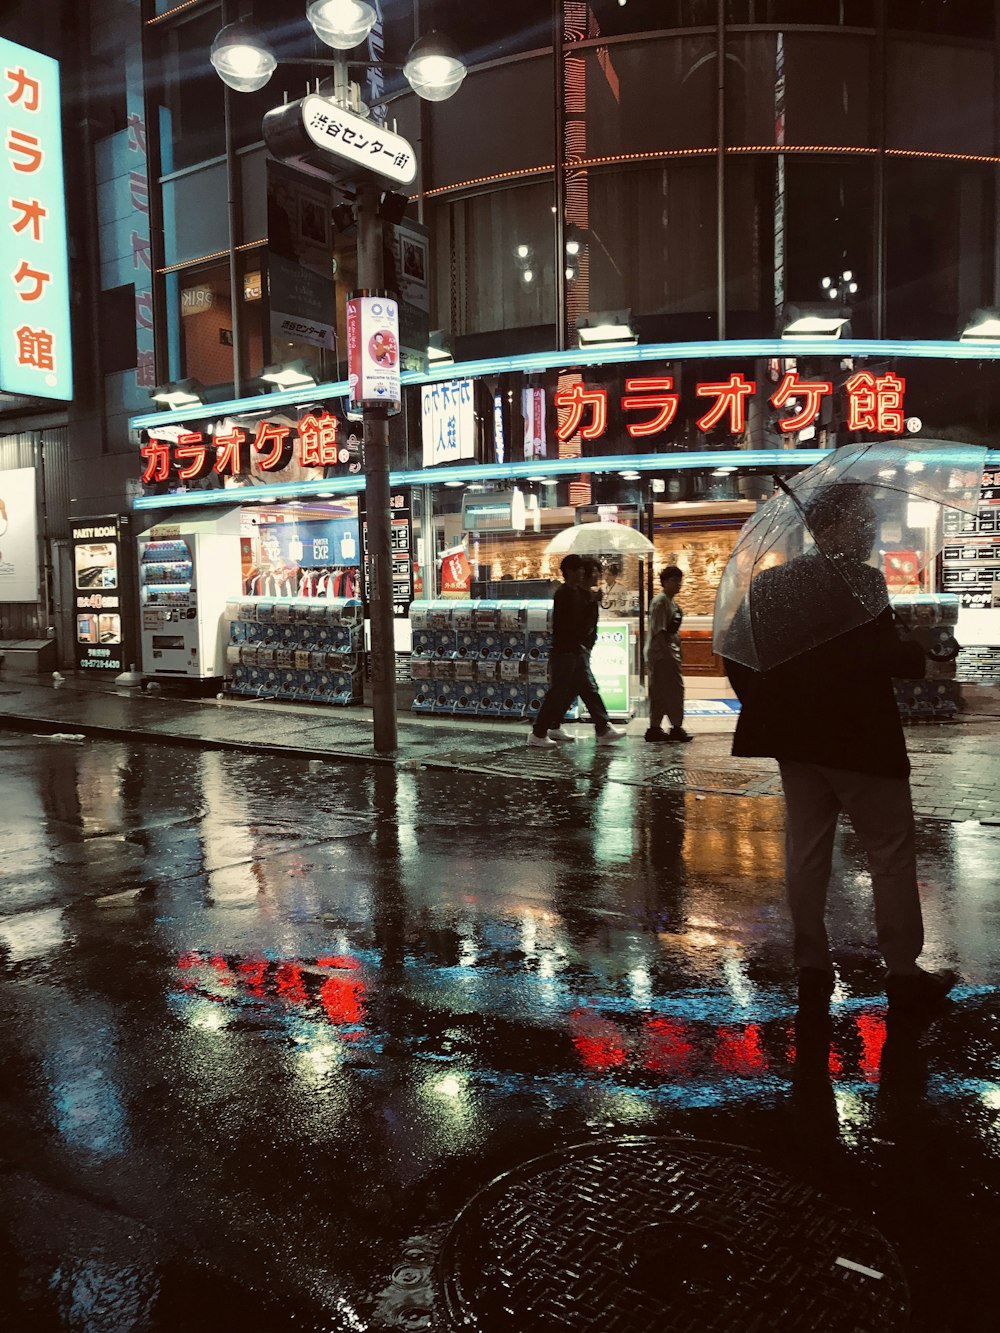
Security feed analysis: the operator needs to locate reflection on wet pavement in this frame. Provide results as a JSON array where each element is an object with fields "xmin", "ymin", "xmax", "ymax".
[{"xmin": 0, "ymin": 736, "xmax": 996, "ymax": 1330}]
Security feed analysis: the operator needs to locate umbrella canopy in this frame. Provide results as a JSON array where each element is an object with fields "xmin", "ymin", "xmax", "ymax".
[
  {"xmin": 544, "ymin": 521, "xmax": 654, "ymax": 556},
  {"xmin": 712, "ymin": 439, "xmax": 986, "ymax": 672}
]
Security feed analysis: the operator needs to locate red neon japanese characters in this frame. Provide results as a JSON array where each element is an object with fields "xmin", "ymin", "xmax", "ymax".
[
  {"xmin": 622, "ymin": 377, "xmax": 679, "ymax": 437},
  {"xmin": 696, "ymin": 373, "xmax": 756, "ymax": 434},
  {"xmin": 771, "ymin": 370, "xmax": 833, "ymax": 432},
  {"xmin": 252, "ymin": 421, "xmax": 293, "ymax": 471},
  {"xmin": 174, "ymin": 431, "xmax": 211, "ymax": 481},
  {"xmin": 555, "ymin": 382, "xmax": 608, "ymax": 441},
  {"xmin": 845, "ymin": 371, "xmax": 906, "ymax": 434},
  {"xmin": 213, "ymin": 425, "xmax": 248, "ymax": 477},
  {"xmin": 297, "ymin": 411, "xmax": 339, "ymax": 468}
]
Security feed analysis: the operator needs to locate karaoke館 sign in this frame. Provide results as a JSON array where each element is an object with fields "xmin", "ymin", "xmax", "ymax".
[
  {"xmin": 0, "ymin": 37, "xmax": 72, "ymax": 400},
  {"xmin": 141, "ymin": 409, "xmax": 362, "ymax": 488},
  {"xmin": 555, "ymin": 369, "xmax": 908, "ymax": 441}
]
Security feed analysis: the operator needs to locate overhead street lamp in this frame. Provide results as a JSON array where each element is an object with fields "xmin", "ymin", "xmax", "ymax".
[{"xmin": 211, "ymin": 2, "xmax": 466, "ymax": 754}]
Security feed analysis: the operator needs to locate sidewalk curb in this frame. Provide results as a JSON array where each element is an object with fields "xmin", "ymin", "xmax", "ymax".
[{"xmin": 0, "ymin": 712, "xmax": 401, "ymax": 767}]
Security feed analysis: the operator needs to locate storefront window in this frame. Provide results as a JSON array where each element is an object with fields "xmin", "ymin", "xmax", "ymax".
[
  {"xmin": 431, "ymin": 181, "xmax": 557, "ymax": 344},
  {"xmin": 887, "ymin": 0, "xmax": 994, "ymax": 40},
  {"xmin": 161, "ymin": 159, "xmax": 228, "ymax": 269},
  {"xmin": 152, "ymin": 6, "xmax": 225, "ymax": 174},
  {"xmin": 886, "ymin": 161, "xmax": 992, "ymax": 339},
  {"xmin": 588, "ymin": 163, "xmax": 717, "ymax": 338},
  {"xmin": 174, "ymin": 260, "xmax": 235, "ymax": 387},
  {"xmin": 784, "ymin": 158, "xmax": 875, "ymax": 338},
  {"xmin": 578, "ymin": 36, "xmax": 715, "ymax": 162},
  {"xmin": 887, "ymin": 40, "xmax": 993, "ymax": 156}
]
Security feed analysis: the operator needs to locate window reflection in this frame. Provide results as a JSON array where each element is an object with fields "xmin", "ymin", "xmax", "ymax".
[{"xmin": 886, "ymin": 162, "xmax": 991, "ymax": 338}]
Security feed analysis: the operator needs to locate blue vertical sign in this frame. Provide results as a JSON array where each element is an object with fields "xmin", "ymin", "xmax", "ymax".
[{"xmin": 0, "ymin": 38, "xmax": 72, "ymax": 400}]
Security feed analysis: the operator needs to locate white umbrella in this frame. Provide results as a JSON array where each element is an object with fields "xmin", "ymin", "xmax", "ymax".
[{"xmin": 544, "ymin": 521, "xmax": 654, "ymax": 556}]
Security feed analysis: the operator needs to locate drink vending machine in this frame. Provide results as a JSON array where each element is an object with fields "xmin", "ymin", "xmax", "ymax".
[{"xmin": 136, "ymin": 510, "xmax": 242, "ymax": 682}]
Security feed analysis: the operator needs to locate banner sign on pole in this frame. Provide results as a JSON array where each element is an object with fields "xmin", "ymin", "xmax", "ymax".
[
  {"xmin": 0, "ymin": 38, "xmax": 72, "ymax": 400},
  {"xmin": 346, "ymin": 292, "xmax": 401, "ymax": 412}
]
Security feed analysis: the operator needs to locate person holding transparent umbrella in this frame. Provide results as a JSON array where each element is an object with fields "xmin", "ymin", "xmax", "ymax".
[{"xmin": 714, "ymin": 441, "xmax": 985, "ymax": 1016}]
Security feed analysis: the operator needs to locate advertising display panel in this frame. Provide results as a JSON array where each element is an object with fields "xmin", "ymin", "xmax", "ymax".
[
  {"xmin": 346, "ymin": 293, "xmax": 401, "ymax": 411},
  {"xmin": 70, "ymin": 516, "xmax": 131, "ymax": 672},
  {"xmin": 0, "ymin": 466, "xmax": 38, "ymax": 602}
]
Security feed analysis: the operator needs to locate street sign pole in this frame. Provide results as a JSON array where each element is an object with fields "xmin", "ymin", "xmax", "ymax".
[{"xmin": 356, "ymin": 180, "xmax": 397, "ymax": 753}]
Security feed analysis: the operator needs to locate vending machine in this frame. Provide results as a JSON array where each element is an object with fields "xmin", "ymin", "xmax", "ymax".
[{"xmin": 137, "ymin": 511, "xmax": 242, "ymax": 683}]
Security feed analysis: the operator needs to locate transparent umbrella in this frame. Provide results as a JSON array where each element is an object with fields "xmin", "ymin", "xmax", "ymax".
[
  {"xmin": 545, "ymin": 521, "xmax": 654, "ymax": 556},
  {"xmin": 712, "ymin": 439, "xmax": 986, "ymax": 672}
]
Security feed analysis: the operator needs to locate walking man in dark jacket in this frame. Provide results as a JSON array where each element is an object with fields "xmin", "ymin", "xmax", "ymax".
[
  {"xmin": 723, "ymin": 486, "xmax": 958, "ymax": 1013},
  {"xmin": 530, "ymin": 554, "xmax": 622, "ymax": 747}
]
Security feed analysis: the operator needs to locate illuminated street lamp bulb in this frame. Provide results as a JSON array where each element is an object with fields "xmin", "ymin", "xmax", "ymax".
[
  {"xmin": 515, "ymin": 243, "xmax": 530, "ymax": 259},
  {"xmin": 210, "ymin": 21, "xmax": 277, "ymax": 92},
  {"xmin": 522, "ymin": 268, "xmax": 534, "ymax": 284},
  {"xmin": 565, "ymin": 266, "xmax": 575, "ymax": 280},
  {"xmin": 404, "ymin": 31, "xmax": 466, "ymax": 101},
  {"xmin": 821, "ymin": 276, "xmax": 831, "ymax": 289},
  {"xmin": 843, "ymin": 269, "xmax": 853, "ymax": 282},
  {"xmin": 566, "ymin": 237, "xmax": 581, "ymax": 256},
  {"xmin": 849, "ymin": 281, "xmax": 858, "ymax": 293},
  {"xmin": 306, "ymin": 0, "xmax": 376, "ymax": 49}
]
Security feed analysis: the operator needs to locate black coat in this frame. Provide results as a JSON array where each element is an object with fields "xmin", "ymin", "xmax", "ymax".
[{"xmin": 724, "ymin": 557, "xmax": 925, "ymax": 779}]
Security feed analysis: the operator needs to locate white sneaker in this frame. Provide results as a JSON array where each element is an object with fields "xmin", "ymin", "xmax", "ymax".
[
  {"xmin": 547, "ymin": 729, "xmax": 576, "ymax": 743},
  {"xmin": 528, "ymin": 733, "xmax": 557, "ymax": 748},
  {"xmin": 596, "ymin": 724, "xmax": 624, "ymax": 744}
]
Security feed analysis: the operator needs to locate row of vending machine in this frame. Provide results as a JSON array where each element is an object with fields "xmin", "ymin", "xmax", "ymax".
[
  {"xmin": 410, "ymin": 599, "xmax": 556, "ymax": 717},
  {"xmin": 891, "ymin": 594, "xmax": 962, "ymax": 720},
  {"xmin": 223, "ymin": 597, "xmax": 364, "ymax": 704}
]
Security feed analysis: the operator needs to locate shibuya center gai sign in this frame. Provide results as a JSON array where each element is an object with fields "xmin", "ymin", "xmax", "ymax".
[
  {"xmin": 0, "ymin": 37, "xmax": 72, "ymax": 399},
  {"xmin": 263, "ymin": 94, "xmax": 416, "ymax": 189},
  {"xmin": 556, "ymin": 370, "xmax": 908, "ymax": 441}
]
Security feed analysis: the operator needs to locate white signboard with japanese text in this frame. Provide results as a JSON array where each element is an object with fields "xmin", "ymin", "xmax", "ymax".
[
  {"xmin": 301, "ymin": 95, "xmax": 416, "ymax": 187},
  {"xmin": 0, "ymin": 467, "xmax": 39, "ymax": 601},
  {"xmin": 0, "ymin": 38, "xmax": 72, "ymax": 400},
  {"xmin": 347, "ymin": 295, "xmax": 401, "ymax": 410},
  {"xmin": 422, "ymin": 379, "xmax": 476, "ymax": 467}
]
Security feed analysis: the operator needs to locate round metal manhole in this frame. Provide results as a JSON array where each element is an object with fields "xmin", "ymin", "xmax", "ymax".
[{"xmin": 439, "ymin": 1137, "xmax": 908, "ymax": 1332}]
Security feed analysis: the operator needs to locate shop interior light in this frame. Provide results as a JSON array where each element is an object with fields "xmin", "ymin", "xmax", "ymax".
[
  {"xmin": 577, "ymin": 310, "xmax": 637, "ymax": 348},
  {"xmin": 960, "ymin": 309, "xmax": 1000, "ymax": 340},
  {"xmin": 444, "ymin": 480, "xmax": 465, "ymax": 487},
  {"xmin": 403, "ymin": 31, "xmax": 466, "ymax": 101},
  {"xmin": 619, "ymin": 470, "xmax": 641, "ymax": 479},
  {"xmin": 150, "ymin": 378, "xmax": 204, "ymax": 409},
  {"xmin": 789, "ymin": 305, "xmax": 848, "ymax": 338},
  {"xmin": 209, "ymin": 20, "xmax": 277, "ymax": 92},
  {"xmin": 427, "ymin": 330, "xmax": 454, "ymax": 365},
  {"xmin": 306, "ymin": 0, "xmax": 376, "ymax": 49},
  {"xmin": 259, "ymin": 360, "xmax": 318, "ymax": 390}
]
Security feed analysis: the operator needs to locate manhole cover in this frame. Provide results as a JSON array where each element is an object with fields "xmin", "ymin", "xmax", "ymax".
[{"xmin": 439, "ymin": 1137, "xmax": 907, "ymax": 1332}]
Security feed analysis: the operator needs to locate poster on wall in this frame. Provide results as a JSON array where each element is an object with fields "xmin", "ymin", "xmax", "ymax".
[
  {"xmin": 421, "ymin": 379, "xmax": 476, "ymax": 466},
  {"xmin": 358, "ymin": 486, "xmax": 413, "ymax": 618},
  {"xmin": 0, "ymin": 467, "xmax": 39, "ymax": 602},
  {"xmin": 346, "ymin": 293, "xmax": 401, "ymax": 410},
  {"xmin": 70, "ymin": 514, "xmax": 131, "ymax": 671},
  {"xmin": 522, "ymin": 387, "xmax": 546, "ymax": 459}
]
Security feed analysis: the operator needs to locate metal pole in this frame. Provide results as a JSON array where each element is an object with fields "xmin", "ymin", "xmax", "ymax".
[
  {"xmin": 553, "ymin": 0, "xmax": 567, "ymax": 351},
  {"xmin": 222, "ymin": 82, "xmax": 243, "ymax": 399},
  {"xmin": 356, "ymin": 180, "xmax": 397, "ymax": 752},
  {"xmin": 716, "ymin": 0, "xmax": 726, "ymax": 340}
]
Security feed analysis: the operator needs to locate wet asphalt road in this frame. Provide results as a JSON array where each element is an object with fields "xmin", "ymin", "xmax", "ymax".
[{"xmin": 0, "ymin": 732, "xmax": 997, "ymax": 1332}]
